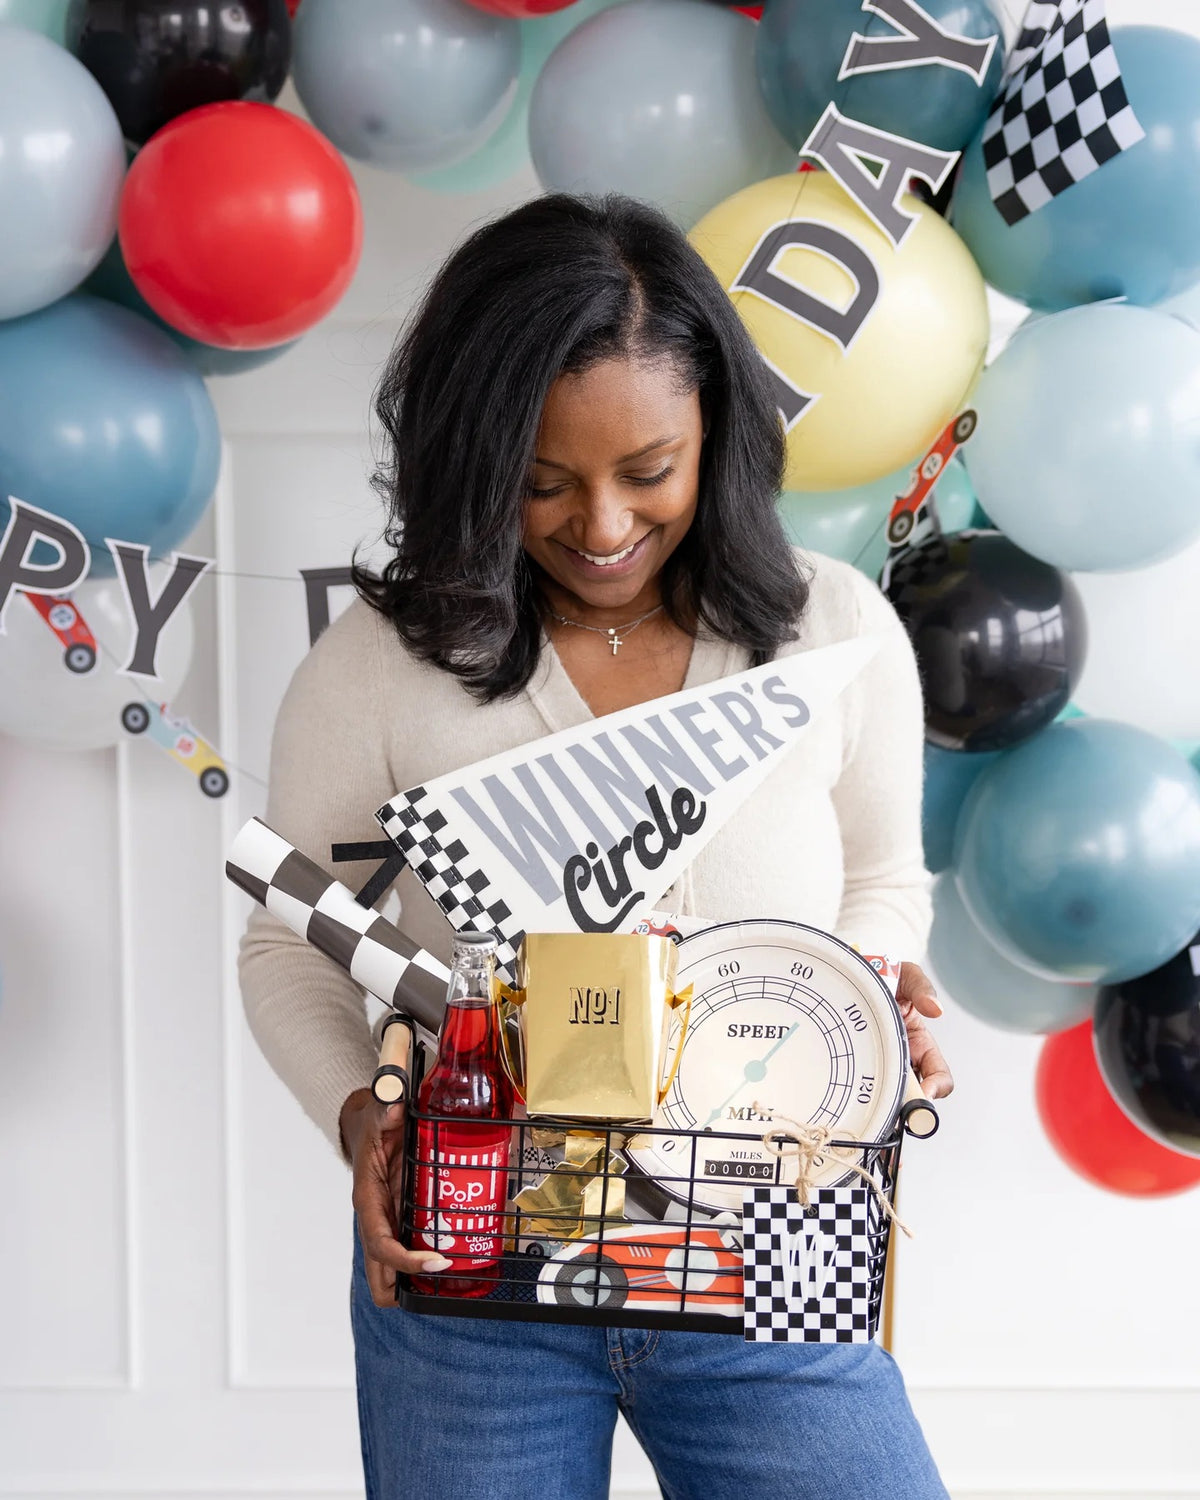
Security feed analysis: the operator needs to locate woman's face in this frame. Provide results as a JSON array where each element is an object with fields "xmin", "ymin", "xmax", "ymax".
[{"xmin": 522, "ymin": 354, "xmax": 703, "ymax": 614}]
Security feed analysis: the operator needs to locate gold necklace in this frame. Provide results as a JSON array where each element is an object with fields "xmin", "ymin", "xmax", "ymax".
[{"xmin": 547, "ymin": 603, "xmax": 665, "ymax": 657}]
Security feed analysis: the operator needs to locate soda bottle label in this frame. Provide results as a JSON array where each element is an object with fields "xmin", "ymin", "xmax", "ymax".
[{"xmin": 411, "ymin": 1124, "xmax": 510, "ymax": 1269}]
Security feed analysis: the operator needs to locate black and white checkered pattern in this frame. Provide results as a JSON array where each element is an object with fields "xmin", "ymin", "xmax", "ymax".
[
  {"xmin": 982, "ymin": 0, "xmax": 1144, "ymax": 226},
  {"xmin": 741, "ymin": 1185, "xmax": 876, "ymax": 1343},
  {"xmin": 377, "ymin": 787, "xmax": 523, "ymax": 981},
  {"xmin": 226, "ymin": 817, "xmax": 450, "ymax": 1030}
]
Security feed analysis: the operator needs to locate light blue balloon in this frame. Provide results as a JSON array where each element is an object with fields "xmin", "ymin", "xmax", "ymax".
[
  {"xmin": 414, "ymin": 0, "xmax": 622, "ymax": 195},
  {"xmin": 778, "ymin": 456, "xmax": 977, "ymax": 579},
  {"xmin": 757, "ymin": 0, "xmax": 1003, "ymax": 155},
  {"xmin": 0, "ymin": 25, "xmax": 126, "ymax": 320},
  {"xmin": 292, "ymin": 0, "xmax": 519, "ymax": 173},
  {"xmin": 0, "ymin": 0, "xmax": 72, "ymax": 43},
  {"xmin": 929, "ymin": 874, "xmax": 1096, "ymax": 1034},
  {"xmin": 955, "ymin": 719, "xmax": 1200, "ymax": 985},
  {"xmin": 964, "ymin": 304, "xmax": 1200, "ymax": 571},
  {"xmin": 0, "ymin": 295, "xmax": 221, "ymax": 577},
  {"xmin": 922, "ymin": 742, "xmax": 1002, "ymax": 875},
  {"xmin": 529, "ymin": 0, "xmax": 797, "ymax": 229},
  {"xmin": 953, "ymin": 27, "xmax": 1200, "ymax": 310}
]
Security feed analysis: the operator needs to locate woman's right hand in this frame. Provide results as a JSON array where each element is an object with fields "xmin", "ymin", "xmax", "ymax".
[{"xmin": 340, "ymin": 1086, "xmax": 453, "ymax": 1307}]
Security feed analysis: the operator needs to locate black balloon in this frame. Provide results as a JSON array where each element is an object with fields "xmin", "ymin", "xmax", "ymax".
[
  {"xmin": 883, "ymin": 529, "xmax": 1088, "ymax": 752},
  {"xmin": 1095, "ymin": 932, "xmax": 1200, "ymax": 1158},
  {"xmin": 67, "ymin": 0, "xmax": 292, "ymax": 146}
]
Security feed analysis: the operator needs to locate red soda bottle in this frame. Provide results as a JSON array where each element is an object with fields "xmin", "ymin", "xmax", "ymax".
[{"xmin": 410, "ymin": 931, "xmax": 514, "ymax": 1298}]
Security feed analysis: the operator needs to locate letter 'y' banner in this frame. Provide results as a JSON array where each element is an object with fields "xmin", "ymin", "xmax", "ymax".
[{"xmin": 376, "ymin": 636, "xmax": 880, "ymax": 979}]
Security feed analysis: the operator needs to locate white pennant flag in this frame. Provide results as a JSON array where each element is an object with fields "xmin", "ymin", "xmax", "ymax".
[{"xmin": 376, "ymin": 635, "xmax": 880, "ymax": 979}]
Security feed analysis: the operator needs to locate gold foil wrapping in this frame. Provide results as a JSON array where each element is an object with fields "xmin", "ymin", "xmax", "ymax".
[
  {"xmin": 510, "ymin": 1132, "xmax": 628, "ymax": 1242},
  {"xmin": 514, "ymin": 932, "xmax": 688, "ymax": 1123}
]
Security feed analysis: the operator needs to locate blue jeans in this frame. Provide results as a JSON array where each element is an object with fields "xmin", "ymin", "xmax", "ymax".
[{"xmin": 351, "ymin": 1234, "xmax": 948, "ymax": 1500}]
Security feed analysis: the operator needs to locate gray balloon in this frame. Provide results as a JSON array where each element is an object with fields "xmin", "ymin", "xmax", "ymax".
[
  {"xmin": 529, "ymin": 0, "xmax": 796, "ymax": 229},
  {"xmin": 0, "ymin": 25, "xmax": 125, "ymax": 320},
  {"xmin": 293, "ymin": 0, "xmax": 520, "ymax": 173},
  {"xmin": 928, "ymin": 874, "xmax": 1097, "ymax": 1036}
]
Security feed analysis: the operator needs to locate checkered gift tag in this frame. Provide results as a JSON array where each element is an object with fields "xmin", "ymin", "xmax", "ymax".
[
  {"xmin": 741, "ymin": 1185, "xmax": 876, "ymax": 1343},
  {"xmin": 982, "ymin": 0, "xmax": 1144, "ymax": 226},
  {"xmin": 377, "ymin": 786, "xmax": 523, "ymax": 980}
]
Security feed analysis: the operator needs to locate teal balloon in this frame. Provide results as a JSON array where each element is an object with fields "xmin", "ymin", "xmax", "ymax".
[
  {"xmin": 778, "ymin": 456, "xmax": 977, "ymax": 578},
  {"xmin": 529, "ymin": 0, "xmax": 796, "ymax": 229},
  {"xmin": 85, "ymin": 234, "xmax": 298, "ymax": 377},
  {"xmin": 929, "ymin": 875, "xmax": 1097, "ymax": 1034},
  {"xmin": 953, "ymin": 27, "xmax": 1200, "ymax": 310},
  {"xmin": 414, "ymin": 0, "xmax": 620, "ymax": 194},
  {"xmin": 955, "ymin": 720, "xmax": 1200, "ymax": 985},
  {"xmin": 0, "ymin": 295, "xmax": 221, "ymax": 577},
  {"xmin": 0, "ymin": 0, "xmax": 72, "ymax": 42},
  {"xmin": 0, "ymin": 25, "xmax": 126, "ymax": 319},
  {"xmin": 757, "ymin": 0, "xmax": 1003, "ymax": 154},
  {"xmin": 964, "ymin": 304, "xmax": 1200, "ymax": 571},
  {"xmin": 293, "ymin": 0, "xmax": 520, "ymax": 173},
  {"xmin": 922, "ymin": 742, "xmax": 1001, "ymax": 875}
]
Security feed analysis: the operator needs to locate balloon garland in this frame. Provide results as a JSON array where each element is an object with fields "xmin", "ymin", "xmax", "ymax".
[{"xmin": 0, "ymin": 0, "xmax": 1198, "ymax": 1198}]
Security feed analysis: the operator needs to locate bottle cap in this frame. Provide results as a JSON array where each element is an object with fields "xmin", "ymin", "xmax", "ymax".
[{"xmin": 452, "ymin": 930, "xmax": 498, "ymax": 956}]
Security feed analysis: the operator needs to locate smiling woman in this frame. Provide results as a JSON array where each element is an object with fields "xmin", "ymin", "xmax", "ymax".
[
  {"xmin": 240, "ymin": 193, "xmax": 950, "ymax": 1500},
  {"xmin": 354, "ymin": 194, "xmax": 807, "ymax": 706}
]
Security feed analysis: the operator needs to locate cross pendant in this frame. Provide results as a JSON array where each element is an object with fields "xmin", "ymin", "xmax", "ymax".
[{"xmin": 608, "ymin": 631, "xmax": 622, "ymax": 656}]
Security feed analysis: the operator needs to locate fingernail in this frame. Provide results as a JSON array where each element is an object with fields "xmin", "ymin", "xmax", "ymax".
[
  {"xmin": 420, "ymin": 1255, "xmax": 453, "ymax": 1273},
  {"xmin": 928, "ymin": 993, "xmax": 943, "ymax": 1015}
]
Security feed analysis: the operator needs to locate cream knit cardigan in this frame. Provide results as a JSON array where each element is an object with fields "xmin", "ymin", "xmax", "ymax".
[{"xmin": 239, "ymin": 550, "xmax": 932, "ymax": 1152}]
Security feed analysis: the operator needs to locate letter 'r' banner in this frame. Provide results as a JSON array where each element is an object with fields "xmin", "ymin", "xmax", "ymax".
[{"xmin": 376, "ymin": 636, "xmax": 880, "ymax": 980}]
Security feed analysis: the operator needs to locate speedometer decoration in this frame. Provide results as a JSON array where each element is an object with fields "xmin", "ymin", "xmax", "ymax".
[{"xmin": 624, "ymin": 920, "xmax": 908, "ymax": 1211}]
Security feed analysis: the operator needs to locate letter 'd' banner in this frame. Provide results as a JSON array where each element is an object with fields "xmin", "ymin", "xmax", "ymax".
[{"xmin": 376, "ymin": 636, "xmax": 880, "ymax": 980}]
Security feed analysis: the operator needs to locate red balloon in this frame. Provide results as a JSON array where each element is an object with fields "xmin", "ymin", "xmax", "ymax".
[
  {"xmin": 285, "ymin": 0, "xmax": 302, "ymax": 12},
  {"xmin": 1035, "ymin": 1022, "xmax": 1200, "ymax": 1197},
  {"xmin": 465, "ymin": 0, "xmax": 578, "ymax": 13},
  {"xmin": 119, "ymin": 102, "xmax": 362, "ymax": 350},
  {"xmin": 735, "ymin": 4, "xmax": 763, "ymax": 17}
]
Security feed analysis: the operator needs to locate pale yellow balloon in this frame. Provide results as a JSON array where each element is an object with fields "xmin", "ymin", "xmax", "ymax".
[{"xmin": 690, "ymin": 170, "xmax": 989, "ymax": 491}]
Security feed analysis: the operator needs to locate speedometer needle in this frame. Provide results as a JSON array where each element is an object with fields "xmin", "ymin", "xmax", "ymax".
[{"xmin": 702, "ymin": 1023, "xmax": 800, "ymax": 1127}]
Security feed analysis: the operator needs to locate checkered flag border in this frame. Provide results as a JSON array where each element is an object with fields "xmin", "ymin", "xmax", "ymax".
[
  {"xmin": 983, "ymin": 0, "xmax": 1144, "ymax": 227},
  {"xmin": 377, "ymin": 788, "xmax": 524, "ymax": 981},
  {"xmin": 226, "ymin": 818, "xmax": 450, "ymax": 1026},
  {"xmin": 741, "ymin": 1184, "xmax": 880, "ymax": 1343}
]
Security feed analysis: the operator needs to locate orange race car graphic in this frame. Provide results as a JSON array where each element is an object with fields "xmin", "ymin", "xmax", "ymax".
[
  {"xmin": 884, "ymin": 409, "xmax": 977, "ymax": 548},
  {"xmin": 537, "ymin": 1222, "xmax": 743, "ymax": 1317},
  {"xmin": 26, "ymin": 591, "xmax": 98, "ymax": 674}
]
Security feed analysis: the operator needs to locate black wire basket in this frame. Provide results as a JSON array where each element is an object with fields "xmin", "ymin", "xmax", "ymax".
[{"xmin": 395, "ymin": 1040, "xmax": 935, "ymax": 1336}]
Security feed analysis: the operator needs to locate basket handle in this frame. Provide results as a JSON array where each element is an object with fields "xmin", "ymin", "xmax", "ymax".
[
  {"xmin": 900, "ymin": 1067, "xmax": 939, "ymax": 1139},
  {"xmin": 656, "ymin": 984, "xmax": 693, "ymax": 1106},
  {"xmin": 372, "ymin": 1012, "xmax": 415, "ymax": 1105}
]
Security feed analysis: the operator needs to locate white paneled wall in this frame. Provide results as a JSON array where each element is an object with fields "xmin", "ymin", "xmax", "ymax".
[{"xmin": 4, "ymin": 27, "xmax": 1200, "ymax": 1495}]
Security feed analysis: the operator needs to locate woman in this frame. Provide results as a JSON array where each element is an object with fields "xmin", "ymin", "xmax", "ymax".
[{"xmin": 240, "ymin": 193, "xmax": 953, "ymax": 1500}]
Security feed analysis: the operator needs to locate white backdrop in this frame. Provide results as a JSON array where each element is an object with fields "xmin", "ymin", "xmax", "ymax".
[{"xmin": 4, "ymin": 6, "xmax": 1200, "ymax": 1493}]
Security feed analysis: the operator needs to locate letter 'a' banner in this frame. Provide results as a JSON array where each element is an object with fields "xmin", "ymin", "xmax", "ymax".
[{"xmin": 376, "ymin": 636, "xmax": 880, "ymax": 980}]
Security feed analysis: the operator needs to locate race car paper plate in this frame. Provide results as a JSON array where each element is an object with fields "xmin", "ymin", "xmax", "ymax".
[
  {"xmin": 536, "ymin": 1221, "xmax": 743, "ymax": 1317},
  {"xmin": 623, "ymin": 920, "xmax": 908, "ymax": 1212}
]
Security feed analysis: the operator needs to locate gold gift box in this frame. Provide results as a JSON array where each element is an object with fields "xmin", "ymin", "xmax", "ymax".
[{"xmin": 511, "ymin": 932, "xmax": 690, "ymax": 1123}]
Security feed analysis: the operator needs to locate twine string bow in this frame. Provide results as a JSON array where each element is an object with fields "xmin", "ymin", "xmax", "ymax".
[{"xmin": 753, "ymin": 1105, "xmax": 913, "ymax": 1240}]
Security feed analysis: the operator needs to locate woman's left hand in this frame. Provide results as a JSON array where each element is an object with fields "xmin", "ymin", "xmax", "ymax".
[{"xmin": 898, "ymin": 960, "xmax": 954, "ymax": 1101}]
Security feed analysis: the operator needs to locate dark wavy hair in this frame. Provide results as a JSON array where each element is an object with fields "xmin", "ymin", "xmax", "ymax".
[{"xmin": 356, "ymin": 193, "xmax": 808, "ymax": 701}]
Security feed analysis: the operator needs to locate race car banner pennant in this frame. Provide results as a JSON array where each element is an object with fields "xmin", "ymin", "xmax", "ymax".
[
  {"xmin": 376, "ymin": 635, "xmax": 880, "ymax": 981},
  {"xmin": 741, "ymin": 1183, "xmax": 877, "ymax": 1343},
  {"xmin": 982, "ymin": 0, "xmax": 1144, "ymax": 226}
]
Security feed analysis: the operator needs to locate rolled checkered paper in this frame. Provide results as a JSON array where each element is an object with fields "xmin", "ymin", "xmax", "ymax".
[{"xmin": 226, "ymin": 817, "xmax": 450, "ymax": 1032}]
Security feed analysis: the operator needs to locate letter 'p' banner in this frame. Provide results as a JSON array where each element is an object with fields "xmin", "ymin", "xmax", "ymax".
[{"xmin": 376, "ymin": 636, "xmax": 880, "ymax": 980}]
